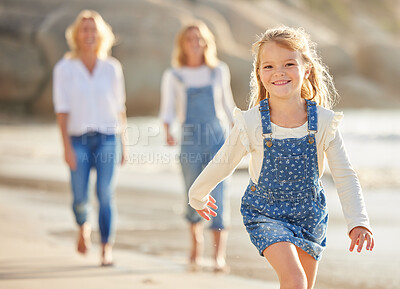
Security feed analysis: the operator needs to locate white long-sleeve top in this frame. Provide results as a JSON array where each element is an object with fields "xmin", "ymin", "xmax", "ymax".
[
  {"xmin": 189, "ymin": 105, "xmax": 372, "ymax": 234},
  {"xmin": 53, "ymin": 57, "xmax": 126, "ymax": 136},
  {"xmin": 159, "ymin": 62, "xmax": 236, "ymax": 125}
]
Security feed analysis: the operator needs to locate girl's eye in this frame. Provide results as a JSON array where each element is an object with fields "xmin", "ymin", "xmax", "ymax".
[
  {"xmin": 263, "ymin": 65, "xmax": 273, "ymax": 69},
  {"xmin": 286, "ymin": 63, "xmax": 295, "ymax": 67}
]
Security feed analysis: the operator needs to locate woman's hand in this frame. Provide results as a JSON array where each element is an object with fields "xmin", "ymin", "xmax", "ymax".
[
  {"xmin": 349, "ymin": 226, "xmax": 374, "ymax": 252},
  {"xmin": 166, "ymin": 133, "xmax": 176, "ymax": 146},
  {"xmin": 120, "ymin": 144, "xmax": 127, "ymax": 165},
  {"xmin": 64, "ymin": 145, "xmax": 77, "ymax": 171},
  {"xmin": 196, "ymin": 195, "xmax": 218, "ymax": 221},
  {"xmin": 164, "ymin": 123, "xmax": 176, "ymax": 146}
]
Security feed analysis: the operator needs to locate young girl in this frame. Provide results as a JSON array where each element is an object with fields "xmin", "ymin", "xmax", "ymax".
[
  {"xmin": 189, "ymin": 26, "xmax": 374, "ymax": 288},
  {"xmin": 160, "ymin": 21, "xmax": 236, "ymax": 272}
]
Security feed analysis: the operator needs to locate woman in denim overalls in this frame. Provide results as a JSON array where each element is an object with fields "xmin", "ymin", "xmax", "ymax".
[
  {"xmin": 190, "ymin": 26, "xmax": 374, "ymax": 289},
  {"xmin": 160, "ymin": 21, "xmax": 236, "ymax": 272}
]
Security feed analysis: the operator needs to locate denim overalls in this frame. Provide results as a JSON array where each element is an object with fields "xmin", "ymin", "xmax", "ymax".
[
  {"xmin": 241, "ymin": 99, "xmax": 328, "ymax": 260},
  {"xmin": 173, "ymin": 68, "xmax": 229, "ymax": 230}
]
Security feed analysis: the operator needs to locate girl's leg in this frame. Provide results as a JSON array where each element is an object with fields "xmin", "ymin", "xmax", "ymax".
[
  {"xmin": 263, "ymin": 242, "xmax": 308, "ymax": 289},
  {"xmin": 95, "ymin": 134, "xmax": 119, "ymax": 265},
  {"xmin": 70, "ymin": 136, "xmax": 92, "ymax": 254},
  {"xmin": 296, "ymin": 247, "xmax": 319, "ymax": 289}
]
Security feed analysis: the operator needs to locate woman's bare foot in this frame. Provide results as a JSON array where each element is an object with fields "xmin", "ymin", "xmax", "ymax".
[
  {"xmin": 214, "ymin": 258, "xmax": 230, "ymax": 274},
  {"xmin": 77, "ymin": 223, "xmax": 91, "ymax": 254},
  {"xmin": 188, "ymin": 223, "xmax": 204, "ymax": 272},
  {"xmin": 212, "ymin": 229, "xmax": 229, "ymax": 273},
  {"xmin": 188, "ymin": 255, "xmax": 202, "ymax": 272},
  {"xmin": 101, "ymin": 243, "xmax": 113, "ymax": 266}
]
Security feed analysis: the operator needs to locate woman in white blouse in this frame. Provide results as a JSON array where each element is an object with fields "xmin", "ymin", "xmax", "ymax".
[
  {"xmin": 160, "ymin": 21, "xmax": 236, "ymax": 272},
  {"xmin": 53, "ymin": 10, "xmax": 126, "ymax": 266}
]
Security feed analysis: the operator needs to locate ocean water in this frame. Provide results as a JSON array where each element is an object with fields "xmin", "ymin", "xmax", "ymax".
[{"xmin": 122, "ymin": 109, "xmax": 400, "ymax": 184}]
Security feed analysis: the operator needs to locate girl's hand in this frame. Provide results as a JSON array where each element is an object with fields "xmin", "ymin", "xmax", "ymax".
[
  {"xmin": 349, "ymin": 226, "xmax": 374, "ymax": 253},
  {"xmin": 196, "ymin": 195, "xmax": 218, "ymax": 221}
]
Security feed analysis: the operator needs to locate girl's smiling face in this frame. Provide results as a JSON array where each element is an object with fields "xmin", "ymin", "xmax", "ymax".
[{"xmin": 258, "ymin": 41, "xmax": 309, "ymax": 100}]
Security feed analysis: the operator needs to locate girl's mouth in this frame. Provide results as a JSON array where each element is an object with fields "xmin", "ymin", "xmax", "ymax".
[{"xmin": 272, "ymin": 80, "xmax": 291, "ymax": 85}]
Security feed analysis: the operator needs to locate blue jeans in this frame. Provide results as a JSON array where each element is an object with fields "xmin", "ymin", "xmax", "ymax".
[{"xmin": 70, "ymin": 132, "xmax": 121, "ymax": 244}]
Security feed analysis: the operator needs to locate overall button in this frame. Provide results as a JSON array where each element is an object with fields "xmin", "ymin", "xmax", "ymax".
[{"xmin": 250, "ymin": 186, "xmax": 256, "ymax": 192}]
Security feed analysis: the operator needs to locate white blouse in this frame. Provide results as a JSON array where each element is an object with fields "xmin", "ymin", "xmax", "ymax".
[
  {"xmin": 189, "ymin": 105, "xmax": 372, "ymax": 234},
  {"xmin": 159, "ymin": 62, "xmax": 236, "ymax": 125},
  {"xmin": 53, "ymin": 57, "xmax": 126, "ymax": 136}
]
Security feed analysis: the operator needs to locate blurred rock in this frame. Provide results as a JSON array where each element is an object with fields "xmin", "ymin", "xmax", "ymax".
[
  {"xmin": 319, "ymin": 45, "xmax": 356, "ymax": 76},
  {"xmin": 357, "ymin": 43, "xmax": 400, "ymax": 93},
  {"xmin": 0, "ymin": 0, "xmax": 399, "ymax": 117},
  {"xmin": 334, "ymin": 74, "xmax": 399, "ymax": 109},
  {"xmin": 0, "ymin": 38, "xmax": 46, "ymax": 103}
]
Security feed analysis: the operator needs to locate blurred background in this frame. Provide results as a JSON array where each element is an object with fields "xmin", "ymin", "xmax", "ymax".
[
  {"xmin": 1, "ymin": 0, "xmax": 400, "ymax": 116},
  {"xmin": 1, "ymin": 1, "xmax": 400, "ymax": 289}
]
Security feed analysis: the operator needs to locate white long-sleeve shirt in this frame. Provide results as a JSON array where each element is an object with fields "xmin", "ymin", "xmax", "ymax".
[
  {"xmin": 53, "ymin": 57, "xmax": 126, "ymax": 136},
  {"xmin": 159, "ymin": 62, "xmax": 236, "ymax": 125},
  {"xmin": 189, "ymin": 105, "xmax": 372, "ymax": 234}
]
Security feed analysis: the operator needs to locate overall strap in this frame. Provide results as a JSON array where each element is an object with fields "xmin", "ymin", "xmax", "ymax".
[
  {"xmin": 172, "ymin": 68, "xmax": 216, "ymax": 86},
  {"xmin": 171, "ymin": 69, "xmax": 184, "ymax": 85},
  {"xmin": 210, "ymin": 68, "xmax": 216, "ymax": 83},
  {"xmin": 259, "ymin": 98, "xmax": 272, "ymax": 135},
  {"xmin": 306, "ymin": 99, "xmax": 318, "ymax": 132}
]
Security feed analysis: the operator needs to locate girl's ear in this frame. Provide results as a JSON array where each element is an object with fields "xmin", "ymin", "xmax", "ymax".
[
  {"xmin": 304, "ymin": 65, "xmax": 311, "ymax": 79},
  {"xmin": 304, "ymin": 69, "xmax": 310, "ymax": 79}
]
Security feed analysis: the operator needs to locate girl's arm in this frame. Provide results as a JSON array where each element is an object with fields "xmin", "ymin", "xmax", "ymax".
[
  {"xmin": 189, "ymin": 124, "xmax": 248, "ymax": 217},
  {"xmin": 325, "ymin": 129, "xmax": 374, "ymax": 252}
]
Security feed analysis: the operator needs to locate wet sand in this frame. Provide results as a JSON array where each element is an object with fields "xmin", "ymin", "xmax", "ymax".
[{"xmin": 0, "ymin": 113, "xmax": 399, "ymax": 288}]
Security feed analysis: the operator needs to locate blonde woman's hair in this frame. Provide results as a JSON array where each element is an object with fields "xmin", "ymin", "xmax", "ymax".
[
  {"xmin": 249, "ymin": 25, "xmax": 339, "ymax": 109},
  {"xmin": 65, "ymin": 10, "xmax": 115, "ymax": 59},
  {"xmin": 171, "ymin": 20, "xmax": 219, "ymax": 68}
]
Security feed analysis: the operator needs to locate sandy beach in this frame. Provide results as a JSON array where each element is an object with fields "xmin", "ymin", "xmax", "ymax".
[{"xmin": 0, "ymin": 111, "xmax": 399, "ymax": 289}]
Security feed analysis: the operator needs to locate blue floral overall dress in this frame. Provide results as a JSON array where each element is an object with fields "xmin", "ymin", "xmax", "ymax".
[
  {"xmin": 173, "ymin": 68, "xmax": 228, "ymax": 230},
  {"xmin": 241, "ymin": 99, "xmax": 328, "ymax": 260}
]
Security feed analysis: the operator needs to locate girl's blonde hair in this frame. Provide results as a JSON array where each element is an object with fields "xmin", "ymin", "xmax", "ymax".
[
  {"xmin": 171, "ymin": 20, "xmax": 219, "ymax": 68},
  {"xmin": 249, "ymin": 26, "xmax": 339, "ymax": 109},
  {"xmin": 65, "ymin": 10, "xmax": 115, "ymax": 59}
]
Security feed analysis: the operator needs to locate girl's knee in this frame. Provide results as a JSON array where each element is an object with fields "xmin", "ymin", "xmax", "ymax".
[{"xmin": 280, "ymin": 271, "xmax": 307, "ymax": 289}]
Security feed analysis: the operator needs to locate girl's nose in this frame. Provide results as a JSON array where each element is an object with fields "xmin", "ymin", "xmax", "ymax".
[{"xmin": 273, "ymin": 69, "xmax": 285, "ymax": 76}]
